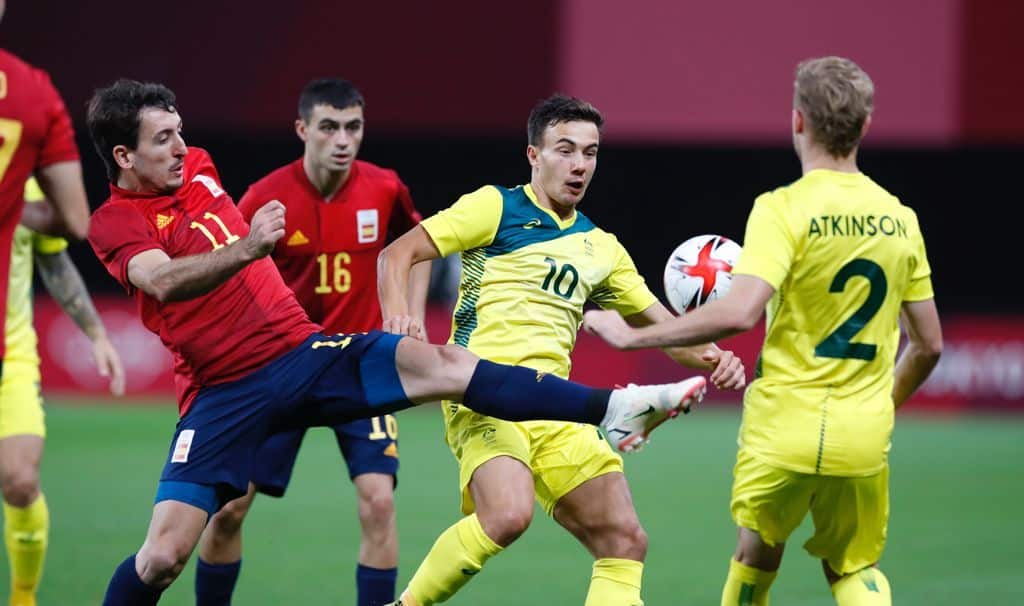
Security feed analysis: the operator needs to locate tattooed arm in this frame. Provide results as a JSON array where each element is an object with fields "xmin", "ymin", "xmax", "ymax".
[{"xmin": 35, "ymin": 250, "xmax": 126, "ymax": 395}]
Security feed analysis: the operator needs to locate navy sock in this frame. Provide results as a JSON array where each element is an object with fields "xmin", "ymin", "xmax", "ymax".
[
  {"xmin": 103, "ymin": 554, "xmax": 164, "ymax": 606},
  {"xmin": 356, "ymin": 563, "xmax": 397, "ymax": 606},
  {"xmin": 195, "ymin": 558, "xmax": 242, "ymax": 606},
  {"xmin": 463, "ymin": 360, "xmax": 611, "ymax": 424}
]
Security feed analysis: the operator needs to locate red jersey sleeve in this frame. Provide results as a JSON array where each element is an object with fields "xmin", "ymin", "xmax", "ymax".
[
  {"xmin": 87, "ymin": 203, "xmax": 165, "ymax": 293},
  {"xmin": 387, "ymin": 178, "xmax": 422, "ymax": 241},
  {"xmin": 35, "ymin": 70, "xmax": 79, "ymax": 167}
]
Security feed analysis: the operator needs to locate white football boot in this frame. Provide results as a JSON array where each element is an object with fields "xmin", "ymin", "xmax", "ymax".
[{"xmin": 603, "ymin": 376, "xmax": 707, "ymax": 453}]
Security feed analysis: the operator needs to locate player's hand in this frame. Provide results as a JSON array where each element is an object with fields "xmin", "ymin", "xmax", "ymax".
[
  {"xmin": 92, "ymin": 334, "xmax": 126, "ymax": 396},
  {"xmin": 700, "ymin": 347, "xmax": 746, "ymax": 391},
  {"xmin": 383, "ymin": 314, "xmax": 427, "ymax": 341},
  {"xmin": 583, "ymin": 309, "xmax": 635, "ymax": 350},
  {"xmin": 244, "ymin": 200, "xmax": 286, "ymax": 259}
]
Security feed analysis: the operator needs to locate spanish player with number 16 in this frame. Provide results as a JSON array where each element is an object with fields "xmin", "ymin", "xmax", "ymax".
[{"xmin": 194, "ymin": 78, "xmax": 427, "ymax": 606}]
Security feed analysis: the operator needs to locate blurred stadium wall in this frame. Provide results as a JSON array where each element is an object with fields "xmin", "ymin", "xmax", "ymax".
[{"xmin": 3, "ymin": 0, "xmax": 1021, "ymax": 408}]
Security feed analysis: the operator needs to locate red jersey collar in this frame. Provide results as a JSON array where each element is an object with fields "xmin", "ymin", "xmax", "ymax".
[{"xmin": 292, "ymin": 157, "xmax": 361, "ymax": 203}]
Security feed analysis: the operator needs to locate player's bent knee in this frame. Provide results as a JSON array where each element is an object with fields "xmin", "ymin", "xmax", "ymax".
[
  {"xmin": 479, "ymin": 505, "xmax": 533, "ymax": 546},
  {"xmin": 137, "ymin": 542, "xmax": 191, "ymax": 587},
  {"xmin": 600, "ymin": 519, "xmax": 648, "ymax": 561},
  {"xmin": 434, "ymin": 344, "xmax": 478, "ymax": 385},
  {"xmin": 0, "ymin": 468, "xmax": 40, "ymax": 508}
]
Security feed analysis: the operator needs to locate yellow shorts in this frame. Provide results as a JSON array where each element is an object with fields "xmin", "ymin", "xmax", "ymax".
[
  {"xmin": 730, "ymin": 447, "xmax": 888, "ymax": 575},
  {"xmin": 444, "ymin": 403, "xmax": 623, "ymax": 515},
  {"xmin": 0, "ymin": 360, "xmax": 46, "ymax": 439}
]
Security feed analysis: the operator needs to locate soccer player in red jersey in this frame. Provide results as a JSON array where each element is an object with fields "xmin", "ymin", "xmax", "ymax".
[
  {"xmin": 194, "ymin": 79, "xmax": 428, "ymax": 606},
  {"xmin": 86, "ymin": 79, "xmax": 706, "ymax": 605},
  {"xmin": 1, "ymin": 3, "xmax": 91, "ymax": 368},
  {"xmin": 2, "ymin": 5, "xmax": 92, "ymax": 605}
]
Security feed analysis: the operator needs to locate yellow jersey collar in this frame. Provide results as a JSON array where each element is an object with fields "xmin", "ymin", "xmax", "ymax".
[{"xmin": 524, "ymin": 184, "xmax": 578, "ymax": 230}]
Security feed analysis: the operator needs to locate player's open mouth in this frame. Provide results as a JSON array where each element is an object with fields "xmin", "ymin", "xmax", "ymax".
[
  {"xmin": 566, "ymin": 181, "xmax": 584, "ymax": 194},
  {"xmin": 170, "ymin": 164, "xmax": 183, "ymax": 176}
]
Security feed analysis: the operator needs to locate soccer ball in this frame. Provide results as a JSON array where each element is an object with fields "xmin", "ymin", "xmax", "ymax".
[{"xmin": 663, "ymin": 234, "xmax": 742, "ymax": 314}]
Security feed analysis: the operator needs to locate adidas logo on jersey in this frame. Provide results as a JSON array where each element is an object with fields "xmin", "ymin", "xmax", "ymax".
[
  {"xmin": 156, "ymin": 213, "xmax": 175, "ymax": 229},
  {"xmin": 286, "ymin": 230, "xmax": 310, "ymax": 246}
]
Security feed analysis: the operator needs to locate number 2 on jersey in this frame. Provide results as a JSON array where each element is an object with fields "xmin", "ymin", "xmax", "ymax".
[{"xmin": 814, "ymin": 259, "xmax": 887, "ymax": 361}]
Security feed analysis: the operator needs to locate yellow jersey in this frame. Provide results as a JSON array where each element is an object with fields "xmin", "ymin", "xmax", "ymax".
[
  {"xmin": 732, "ymin": 169, "xmax": 933, "ymax": 477},
  {"xmin": 421, "ymin": 184, "xmax": 657, "ymax": 378},
  {"xmin": 4, "ymin": 178, "xmax": 68, "ymax": 366}
]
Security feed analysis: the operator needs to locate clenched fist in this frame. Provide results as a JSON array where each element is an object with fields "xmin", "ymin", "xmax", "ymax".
[{"xmin": 244, "ymin": 200, "xmax": 286, "ymax": 259}]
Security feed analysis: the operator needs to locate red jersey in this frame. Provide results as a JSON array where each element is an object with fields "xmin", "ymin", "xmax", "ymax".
[
  {"xmin": 88, "ymin": 147, "xmax": 320, "ymax": 415},
  {"xmin": 0, "ymin": 50, "xmax": 79, "ymax": 360},
  {"xmin": 237, "ymin": 159, "xmax": 421, "ymax": 333}
]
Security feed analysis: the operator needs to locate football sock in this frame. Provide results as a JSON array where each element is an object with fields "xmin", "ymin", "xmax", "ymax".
[
  {"xmin": 405, "ymin": 514, "xmax": 503, "ymax": 605},
  {"xmin": 4, "ymin": 494, "xmax": 48, "ymax": 600},
  {"xmin": 103, "ymin": 554, "xmax": 164, "ymax": 605},
  {"xmin": 195, "ymin": 558, "xmax": 241, "ymax": 606},
  {"xmin": 831, "ymin": 567, "xmax": 892, "ymax": 606},
  {"xmin": 463, "ymin": 359, "xmax": 610, "ymax": 425},
  {"xmin": 720, "ymin": 558, "xmax": 777, "ymax": 606},
  {"xmin": 585, "ymin": 558, "xmax": 644, "ymax": 606},
  {"xmin": 356, "ymin": 563, "xmax": 397, "ymax": 606}
]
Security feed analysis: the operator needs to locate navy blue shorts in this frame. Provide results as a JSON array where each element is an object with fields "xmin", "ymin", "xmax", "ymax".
[
  {"xmin": 154, "ymin": 331, "xmax": 409, "ymax": 514},
  {"xmin": 251, "ymin": 414, "xmax": 400, "ymax": 498}
]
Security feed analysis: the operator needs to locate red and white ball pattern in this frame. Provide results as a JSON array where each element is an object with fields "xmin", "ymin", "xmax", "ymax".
[{"xmin": 663, "ymin": 234, "xmax": 742, "ymax": 314}]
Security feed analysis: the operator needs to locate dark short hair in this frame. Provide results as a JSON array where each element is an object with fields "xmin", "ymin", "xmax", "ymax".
[
  {"xmin": 298, "ymin": 78, "xmax": 365, "ymax": 122},
  {"xmin": 527, "ymin": 94, "xmax": 604, "ymax": 146},
  {"xmin": 86, "ymin": 79, "xmax": 177, "ymax": 181}
]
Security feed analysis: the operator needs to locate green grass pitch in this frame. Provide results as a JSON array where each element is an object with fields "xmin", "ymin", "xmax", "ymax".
[{"xmin": 7, "ymin": 401, "xmax": 1022, "ymax": 604}]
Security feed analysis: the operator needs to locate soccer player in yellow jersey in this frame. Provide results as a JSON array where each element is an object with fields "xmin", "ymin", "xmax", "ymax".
[
  {"xmin": 378, "ymin": 95, "xmax": 747, "ymax": 606},
  {"xmin": 2, "ymin": 178, "xmax": 124, "ymax": 606},
  {"xmin": 584, "ymin": 57, "xmax": 944, "ymax": 606}
]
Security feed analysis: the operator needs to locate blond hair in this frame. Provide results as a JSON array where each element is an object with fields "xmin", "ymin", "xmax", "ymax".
[{"xmin": 794, "ymin": 56, "xmax": 875, "ymax": 158}]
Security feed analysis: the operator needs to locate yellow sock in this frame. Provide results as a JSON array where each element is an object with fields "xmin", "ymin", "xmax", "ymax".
[
  {"xmin": 4, "ymin": 494, "xmax": 49, "ymax": 603},
  {"xmin": 832, "ymin": 567, "xmax": 891, "ymax": 606},
  {"xmin": 585, "ymin": 558, "xmax": 644, "ymax": 606},
  {"xmin": 720, "ymin": 558, "xmax": 777, "ymax": 606},
  {"xmin": 404, "ymin": 514, "xmax": 502, "ymax": 605}
]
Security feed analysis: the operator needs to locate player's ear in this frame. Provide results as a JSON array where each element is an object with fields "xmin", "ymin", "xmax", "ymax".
[
  {"xmin": 112, "ymin": 144, "xmax": 133, "ymax": 170},
  {"xmin": 295, "ymin": 119, "xmax": 308, "ymax": 142},
  {"xmin": 526, "ymin": 144, "xmax": 540, "ymax": 168},
  {"xmin": 792, "ymin": 109, "xmax": 804, "ymax": 135},
  {"xmin": 860, "ymin": 114, "xmax": 872, "ymax": 138}
]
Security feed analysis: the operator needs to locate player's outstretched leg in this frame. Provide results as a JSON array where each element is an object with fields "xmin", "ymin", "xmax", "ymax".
[
  {"xmin": 827, "ymin": 563, "xmax": 891, "ymax": 606},
  {"xmin": 393, "ymin": 340, "xmax": 706, "ymax": 452},
  {"xmin": 194, "ymin": 485, "xmax": 255, "ymax": 606},
  {"xmin": 103, "ymin": 500, "xmax": 209, "ymax": 605}
]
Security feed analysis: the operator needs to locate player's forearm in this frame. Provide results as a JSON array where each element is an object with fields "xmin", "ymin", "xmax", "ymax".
[
  {"xmin": 892, "ymin": 342, "xmax": 941, "ymax": 409},
  {"xmin": 36, "ymin": 251, "xmax": 107, "ymax": 341},
  {"xmin": 377, "ymin": 246, "xmax": 413, "ymax": 318},
  {"xmin": 149, "ymin": 243, "xmax": 254, "ymax": 303},
  {"xmin": 407, "ymin": 259, "xmax": 432, "ymax": 321},
  {"xmin": 34, "ymin": 161, "xmax": 90, "ymax": 240},
  {"xmin": 628, "ymin": 301, "xmax": 752, "ymax": 350}
]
